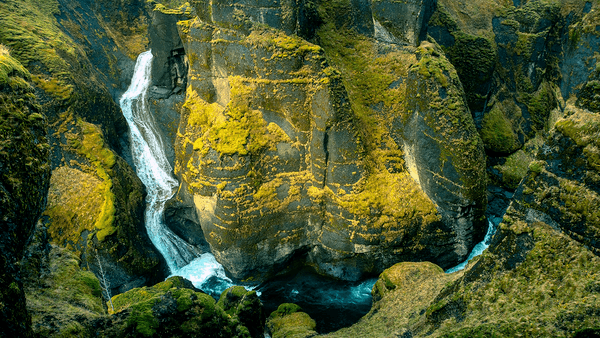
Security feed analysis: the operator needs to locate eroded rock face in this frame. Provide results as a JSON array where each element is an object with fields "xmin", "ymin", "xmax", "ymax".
[{"xmin": 168, "ymin": 0, "xmax": 487, "ymax": 281}]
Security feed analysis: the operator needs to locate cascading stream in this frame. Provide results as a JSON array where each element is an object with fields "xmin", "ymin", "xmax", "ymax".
[
  {"xmin": 120, "ymin": 51, "xmax": 235, "ymax": 296},
  {"xmin": 445, "ymin": 219, "xmax": 497, "ymax": 273},
  {"xmin": 120, "ymin": 50, "xmax": 199, "ymax": 272}
]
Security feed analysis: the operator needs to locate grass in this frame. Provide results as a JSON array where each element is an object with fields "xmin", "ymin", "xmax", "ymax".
[{"xmin": 0, "ymin": 0, "xmax": 77, "ymax": 99}]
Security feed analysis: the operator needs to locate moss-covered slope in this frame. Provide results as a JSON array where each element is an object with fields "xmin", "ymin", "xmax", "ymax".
[
  {"xmin": 95, "ymin": 277, "xmax": 265, "ymax": 338},
  {"xmin": 0, "ymin": 46, "xmax": 51, "ymax": 338}
]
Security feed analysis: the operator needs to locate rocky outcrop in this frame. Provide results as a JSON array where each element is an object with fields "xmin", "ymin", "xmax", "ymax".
[
  {"xmin": 92, "ymin": 277, "xmax": 265, "ymax": 338},
  {"xmin": 165, "ymin": 0, "xmax": 487, "ymax": 282},
  {"xmin": 21, "ymin": 225, "xmax": 105, "ymax": 337},
  {"xmin": 372, "ymin": 0, "xmax": 435, "ymax": 46},
  {"xmin": 427, "ymin": 0, "xmax": 600, "ymax": 222},
  {"xmin": 267, "ymin": 303, "xmax": 318, "ymax": 338},
  {"xmin": 0, "ymin": 48, "xmax": 51, "ymax": 338},
  {"xmin": 324, "ymin": 98, "xmax": 600, "ymax": 337}
]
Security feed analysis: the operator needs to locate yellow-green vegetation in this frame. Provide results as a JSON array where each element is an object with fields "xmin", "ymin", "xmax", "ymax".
[
  {"xmin": 25, "ymin": 246, "xmax": 104, "ymax": 337},
  {"xmin": 318, "ymin": 171, "xmax": 440, "ymax": 229},
  {"xmin": 323, "ymin": 262, "xmax": 458, "ymax": 338},
  {"xmin": 267, "ymin": 303, "xmax": 318, "ymax": 338},
  {"xmin": 70, "ymin": 119, "xmax": 117, "ymax": 241},
  {"xmin": 183, "ymin": 76, "xmax": 285, "ymax": 156},
  {"xmin": 518, "ymin": 107, "xmax": 600, "ymax": 255},
  {"xmin": 0, "ymin": 44, "xmax": 50, "ymax": 245},
  {"xmin": 315, "ymin": 7, "xmax": 447, "ymax": 228},
  {"xmin": 317, "ymin": 20, "xmax": 413, "ymax": 151},
  {"xmin": 44, "ymin": 166, "xmax": 107, "ymax": 253},
  {"xmin": 149, "ymin": 0, "xmax": 193, "ymax": 15},
  {"xmin": 407, "ymin": 41, "xmax": 487, "ymax": 212},
  {"xmin": 428, "ymin": 2, "xmax": 497, "ymax": 111},
  {"xmin": 45, "ymin": 114, "xmax": 117, "ymax": 253},
  {"xmin": 493, "ymin": 142, "xmax": 539, "ymax": 189},
  {"xmin": 555, "ymin": 108, "xmax": 600, "ymax": 167},
  {"xmin": 436, "ymin": 0, "xmax": 509, "ymax": 38},
  {"xmin": 0, "ymin": 0, "xmax": 76, "ymax": 99},
  {"xmin": 0, "ymin": 44, "xmax": 30, "ymax": 88},
  {"xmin": 110, "ymin": 277, "xmax": 207, "ymax": 335}
]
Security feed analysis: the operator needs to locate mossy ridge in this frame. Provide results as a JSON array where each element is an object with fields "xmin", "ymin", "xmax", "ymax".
[
  {"xmin": 0, "ymin": 0, "xmax": 77, "ymax": 100},
  {"xmin": 479, "ymin": 97, "xmax": 524, "ymax": 154},
  {"xmin": 149, "ymin": 0, "xmax": 193, "ymax": 15},
  {"xmin": 46, "ymin": 110, "xmax": 160, "ymax": 278},
  {"xmin": 316, "ymin": 22, "xmax": 413, "ymax": 154},
  {"xmin": 436, "ymin": 0, "xmax": 508, "ymax": 39},
  {"xmin": 314, "ymin": 16, "xmax": 445, "ymax": 231},
  {"xmin": 0, "ymin": 45, "xmax": 31, "ymax": 86},
  {"xmin": 408, "ymin": 41, "xmax": 487, "ymax": 206},
  {"xmin": 425, "ymin": 215, "xmax": 600, "ymax": 337},
  {"xmin": 110, "ymin": 278, "xmax": 261, "ymax": 337},
  {"xmin": 516, "ymin": 108, "xmax": 600, "ymax": 255},
  {"xmin": 267, "ymin": 303, "xmax": 317, "ymax": 338},
  {"xmin": 24, "ymin": 245, "xmax": 105, "ymax": 337},
  {"xmin": 492, "ymin": 135, "xmax": 543, "ymax": 189},
  {"xmin": 0, "ymin": 47, "xmax": 50, "ymax": 248},
  {"xmin": 0, "ymin": 48, "xmax": 50, "ymax": 338},
  {"xmin": 428, "ymin": 2, "xmax": 497, "ymax": 112},
  {"xmin": 323, "ymin": 262, "xmax": 458, "ymax": 338}
]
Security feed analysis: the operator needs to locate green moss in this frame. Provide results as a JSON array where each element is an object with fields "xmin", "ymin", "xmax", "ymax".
[
  {"xmin": 183, "ymin": 76, "xmax": 290, "ymax": 157},
  {"xmin": 267, "ymin": 303, "xmax": 317, "ymax": 338},
  {"xmin": 326, "ymin": 262, "xmax": 457, "ymax": 338},
  {"xmin": 50, "ymin": 117, "xmax": 117, "ymax": 243},
  {"xmin": 528, "ymin": 160, "xmax": 546, "ymax": 175},
  {"xmin": 0, "ymin": 0, "xmax": 77, "ymax": 99},
  {"xmin": 494, "ymin": 149, "xmax": 536, "ymax": 189},
  {"xmin": 150, "ymin": 1, "xmax": 193, "ymax": 15},
  {"xmin": 526, "ymin": 81, "xmax": 557, "ymax": 132},
  {"xmin": 0, "ymin": 46, "xmax": 30, "ymax": 85},
  {"xmin": 480, "ymin": 103, "xmax": 521, "ymax": 154},
  {"xmin": 316, "ymin": 21, "xmax": 412, "ymax": 152}
]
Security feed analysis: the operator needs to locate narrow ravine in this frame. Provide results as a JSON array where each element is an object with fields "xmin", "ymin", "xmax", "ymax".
[{"xmin": 446, "ymin": 219, "xmax": 497, "ymax": 273}]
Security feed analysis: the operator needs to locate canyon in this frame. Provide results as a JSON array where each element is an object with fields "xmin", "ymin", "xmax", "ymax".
[{"xmin": 0, "ymin": 0, "xmax": 599, "ymax": 337}]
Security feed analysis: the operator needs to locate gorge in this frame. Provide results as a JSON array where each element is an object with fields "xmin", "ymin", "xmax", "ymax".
[{"xmin": 1, "ymin": 0, "xmax": 600, "ymax": 337}]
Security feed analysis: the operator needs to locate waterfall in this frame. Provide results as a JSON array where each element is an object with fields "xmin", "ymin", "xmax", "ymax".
[
  {"xmin": 120, "ymin": 51, "xmax": 236, "ymax": 296},
  {"xmin": 445, "ymin": 220, "xmax": 497, "ymax": 273},
  {"xmin": 120, "ymin": 50, "xmax": 199, "ymax": 272}
]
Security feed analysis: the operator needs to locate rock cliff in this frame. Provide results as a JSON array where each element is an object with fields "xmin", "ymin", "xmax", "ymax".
[{"xmin": 165, "ymin": 0, "xmax": 487, "ymax": 281}]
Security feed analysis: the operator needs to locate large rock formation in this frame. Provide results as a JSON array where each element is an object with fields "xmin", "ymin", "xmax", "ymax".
[
  {"xmin": 163, "ymin": 0, "xmax": 487, "ymax": 281},
  {"xmin": 322, "ymin": 105, "xmax": 600, "ymax": 337}
]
